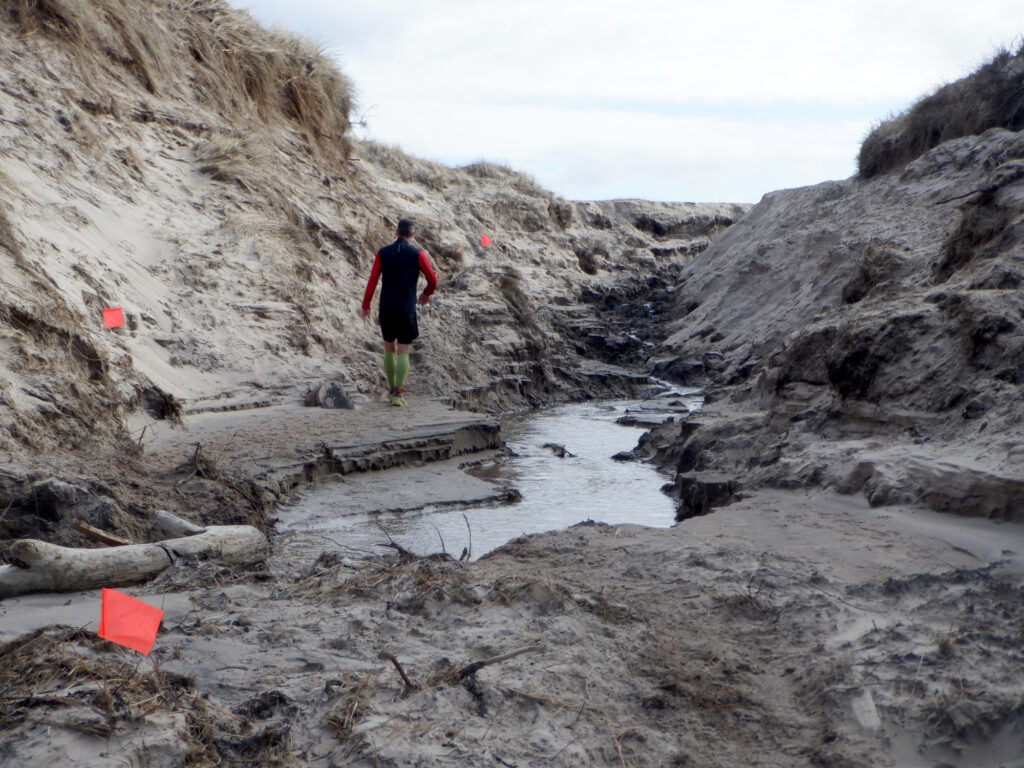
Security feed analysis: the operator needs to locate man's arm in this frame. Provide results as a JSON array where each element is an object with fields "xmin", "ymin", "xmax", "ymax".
[
  {"xmin": 360, "ymin": 252, "xmax": 382, "ymax": 318},
  {"xmin": 417, "ymin": 250, "xmax": 437, "ymax": 304}
]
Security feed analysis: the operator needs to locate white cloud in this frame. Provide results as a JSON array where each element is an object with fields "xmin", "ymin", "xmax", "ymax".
[
  {"xmin": 359, "ymin": 97, "xmax": 868, "ymax": 201},
  {"xmin": 235, "ymin": 0, "xmax": 1024, "ymax": 201}
]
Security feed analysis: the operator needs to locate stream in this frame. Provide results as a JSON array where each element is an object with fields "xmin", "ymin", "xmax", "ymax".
[{"xmin": 275, "ymin": 394, "xmax": 700, "ymax": 565}]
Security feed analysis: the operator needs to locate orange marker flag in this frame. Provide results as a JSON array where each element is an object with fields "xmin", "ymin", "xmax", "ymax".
[
  {"xmin": 481, "ymin": 234, "xmax": 491, "ymax": 247},
  {"xmin": 98, "ymin": 588, "xmax": 163, "ymax": 654},
  {"xmin": 102, "ymin": 307, "xmax": 124, "ymax": 328}
]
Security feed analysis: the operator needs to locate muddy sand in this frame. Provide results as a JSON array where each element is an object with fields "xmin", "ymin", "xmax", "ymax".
[{"xmin": 3, "ymin": 398, "xmax": 1024, "ymax": 768}]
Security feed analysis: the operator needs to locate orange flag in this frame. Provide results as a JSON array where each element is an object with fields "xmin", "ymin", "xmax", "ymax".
[
  {"xmin": 98, "ymin": 588, "xmax": 163, "ymax": 654},
  {"xmin": 481, "ymin": 234, "xmax": 492, "ymax": 247},
  {"xmin": 102, "ymin": 307, "xmax": 124, "ymax": 328}
]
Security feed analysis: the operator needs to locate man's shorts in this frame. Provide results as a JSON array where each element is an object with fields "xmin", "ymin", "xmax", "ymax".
[{"xmin": 379, "ymin": 309, "xmax": 418, "ymax": 344}]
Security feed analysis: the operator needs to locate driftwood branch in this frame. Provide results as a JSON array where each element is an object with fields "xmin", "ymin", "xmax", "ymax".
[
  {"xmin": 933, "ymin": 186, "xmax": 992, "ymax": 205},
  {"xmin": 71, "ymin": 521, "xmax": 133, "ymax": 547},
  {"xmin": 377, "ymin": 541, "xmax": 418, "ymax": 562},
  {"xmin": 429, "ymin": 522, "xmax": 447, "ymax": 555},
  {"xmin": 0, "ymin": 525, "xmax": 267, "ymax": 599},
  {"xmin": 457, "ymin": 645, "xmax": 543, "ymax": 679},
  {"xmin": 378, "ymin": 651, "xmax": 418, "ymax": 690},
  {"xmin": 375, "ymin": 524, "xmax": 418, "ymax": 562},
  {"xmin": 461, "ymin": 512, "xmax": 472, "ymax": 561}
]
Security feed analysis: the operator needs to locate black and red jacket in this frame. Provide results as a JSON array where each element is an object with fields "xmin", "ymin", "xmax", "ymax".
[{"xmin": 361, "ymin": 238, "xmax": 437, "ymax": 313}]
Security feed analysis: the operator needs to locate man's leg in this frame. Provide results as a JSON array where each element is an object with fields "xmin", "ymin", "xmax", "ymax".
[
  {"xmin": 394, "ymin": 343, "xmax": 411, "ymax": 391},
  {"xmin": 383, "ymin": 340, "xmax": 397, "ymax": 389},
  {"xmin": 385, "ymin": 310, "xmax": 416, "ymax": 405},
  {"xmin": 384, "ymin": 339, "xmax": 407, "ymax": 405}
]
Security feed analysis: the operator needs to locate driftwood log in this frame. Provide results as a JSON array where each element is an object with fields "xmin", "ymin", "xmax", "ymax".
[{"xmin": 0, "ymin": 525, "xmax": 266, "ymax": 599}]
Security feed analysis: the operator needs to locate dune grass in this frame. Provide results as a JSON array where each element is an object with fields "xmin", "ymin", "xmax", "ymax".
[
  {"xmin": 6, "ymin": 0, "xmax": 354, "ymax": 160},
  {"xmin": 859, "ymin": 43, "xmax": 1024, "ymax": 178},
  {"xmin": 460, "ymin": 160, "xmax": 548, "ymax": 196},
  {"xmin": 356, "ymin": 140, "xmax": 456, "ymax": 191}
]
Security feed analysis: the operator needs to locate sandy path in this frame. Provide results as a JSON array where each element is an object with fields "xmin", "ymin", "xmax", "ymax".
[{"xmin": 141, "ymin": 396, "xmax": 500, "ymax": 484}]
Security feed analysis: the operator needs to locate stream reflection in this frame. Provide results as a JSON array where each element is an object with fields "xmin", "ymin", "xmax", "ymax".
[{"xmin": 281, "ymin": 395, "xmax": 699, "ymax": 562}]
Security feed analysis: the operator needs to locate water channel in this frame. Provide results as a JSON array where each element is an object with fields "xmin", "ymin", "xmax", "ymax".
[{"xmin": 275, "ymin": 392, "xmax": 701, "ymax": 565}]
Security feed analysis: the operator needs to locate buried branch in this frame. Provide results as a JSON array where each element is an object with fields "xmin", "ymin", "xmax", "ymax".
[
  {"xmin": 375, "ymin": 524, "xmax": 418, "ymax": 563},
  {"xmin": 375, "ymin": 524, "xmax": 457, "ymax": 563},
  {"xmin": 461, "ymin": 512, "xmax": 472, "ymax": 561},
  {"xmin": 453, "ymin": 644, "xmax": 543, "ymax": 680},
  {"xmin": 377, "ymin": 645, "xmax": 545, "ymax": 692},
  {"xmin": 378, "ymin": 651, "xmax": 418, "ymax": 691}
]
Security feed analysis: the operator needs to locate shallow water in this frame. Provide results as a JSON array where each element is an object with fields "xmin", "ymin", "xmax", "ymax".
[{"xmin": 276, "ymin": 395, "xmax": 699, "ymax": 563}]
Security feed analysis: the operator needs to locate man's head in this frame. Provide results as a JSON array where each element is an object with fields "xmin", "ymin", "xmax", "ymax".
[{"xmin": 396, "ymin": 218, "xmax": 415, "ymax": 238}]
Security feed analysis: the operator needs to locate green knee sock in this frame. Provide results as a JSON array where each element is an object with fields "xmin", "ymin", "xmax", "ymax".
[
  {"xmin": 395, "ymin": 353, "xmax": 410, "ymax": 388},
  {"xmin": 383, "ymin": 352, "xmax": 397, "ymax": 388}
]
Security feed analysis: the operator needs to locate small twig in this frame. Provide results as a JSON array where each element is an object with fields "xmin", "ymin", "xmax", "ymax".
[
  {"xmin": 375, "ymin": 524, "xmax": 397, "ymax": 545},
  {"xmin": 318, "ymin": 535, "xmax": 380, "ymax": 558},
  {"xmin": 173, "ymin": 443, "xmax": 203, "ymax": 490},
  {"xmin": 71, "ymin": 521, "xmax": 133, "ymax": 547},
  {"xmin": 612, "ymin": 727, "xmax": 629, "ymax": 768},
  {"xmin": 481, "ymin": 697, "xmax": 506, "ymax": 741},
  {"xmin": 462, "ymin": 512, "xmax": 472, "ymax": 560},
  {"xmin": 378, "ymin": 651, "xmax": 418, "ymax": 690},
  {"xmin": 198, "ymin": 696, "xmax": 247, "ymax": 723},
  {"xmin": 457, "ymin": 645, "xmax": 543, "ymax": 679},
  {"xmin": 375, "ymin": 524, "xmax": 417, "ymax": 561},
  {"xmin": 429, "ymin": 522, "xmax": 446, "ymax": 555},
  {"xmin": 0, "ymin": 498, "xmax": 14, "ymax": 526},
  {"xmin": 550, "ymin": 736, "xmax": 580, "ymax": 761},
  {"xmin": 744, "ymin": 595, "xmax": 764, "ymax": 615},
  {"xmin": 382, "ymin": 718, "xmax": 415, "ymax": 746},
  {"xmin": 377, "ymin": 541, "xmax": 418, "ymax": 561},
  {"xmin": 210, "ymin": 429, "xmax": 242, "ymax": 469},
  {"xmin": 933, "ymin": 186, "xmax": 991, "ymax": 205}
]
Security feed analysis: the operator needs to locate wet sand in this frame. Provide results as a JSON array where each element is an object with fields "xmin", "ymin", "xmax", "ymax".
[{"xmin": 3, "ymin": 399, "xmax": 1024, "ymax": 767}]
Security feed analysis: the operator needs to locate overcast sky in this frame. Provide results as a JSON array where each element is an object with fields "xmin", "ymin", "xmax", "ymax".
[{"xmin": 236, "ymin": 1, "xmax": 1023, "ymax": 203}]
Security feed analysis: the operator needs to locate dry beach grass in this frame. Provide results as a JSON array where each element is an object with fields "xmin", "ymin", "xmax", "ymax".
[{"xmin": 859, "ymin": 43, "xmax": 1024, "ymax": 178}]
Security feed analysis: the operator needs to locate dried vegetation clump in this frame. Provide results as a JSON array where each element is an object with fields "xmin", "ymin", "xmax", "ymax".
[
  {"xmin": 0, "ymin": 625, "xmax": 299, "ymax": 765},
  {"xmin": 0, "ymin": 626, "xmax": 191, "ymax": 740},
  {"xmin": 461, "ymin": 160, "xmax": 548, "ymax": 196},
  {"xmin": 356, "ymin": 145, "xmax": 556, "ymax": 200},
  {"xmin": 289, "ymin": 549, "xmax": 482, "ymax": 614},
  {"xmin": 357, "ymin": 140, "xmax": 456, "ymax": 191},
  {"xmin": 859, "ymin": 44, "xmax": 1024, "ymax": 178}
]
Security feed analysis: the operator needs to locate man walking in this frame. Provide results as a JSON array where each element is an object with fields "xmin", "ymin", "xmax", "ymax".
[{"xmin": 360, "ymin": 218, "xmax": 438, "ymax": 406}]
